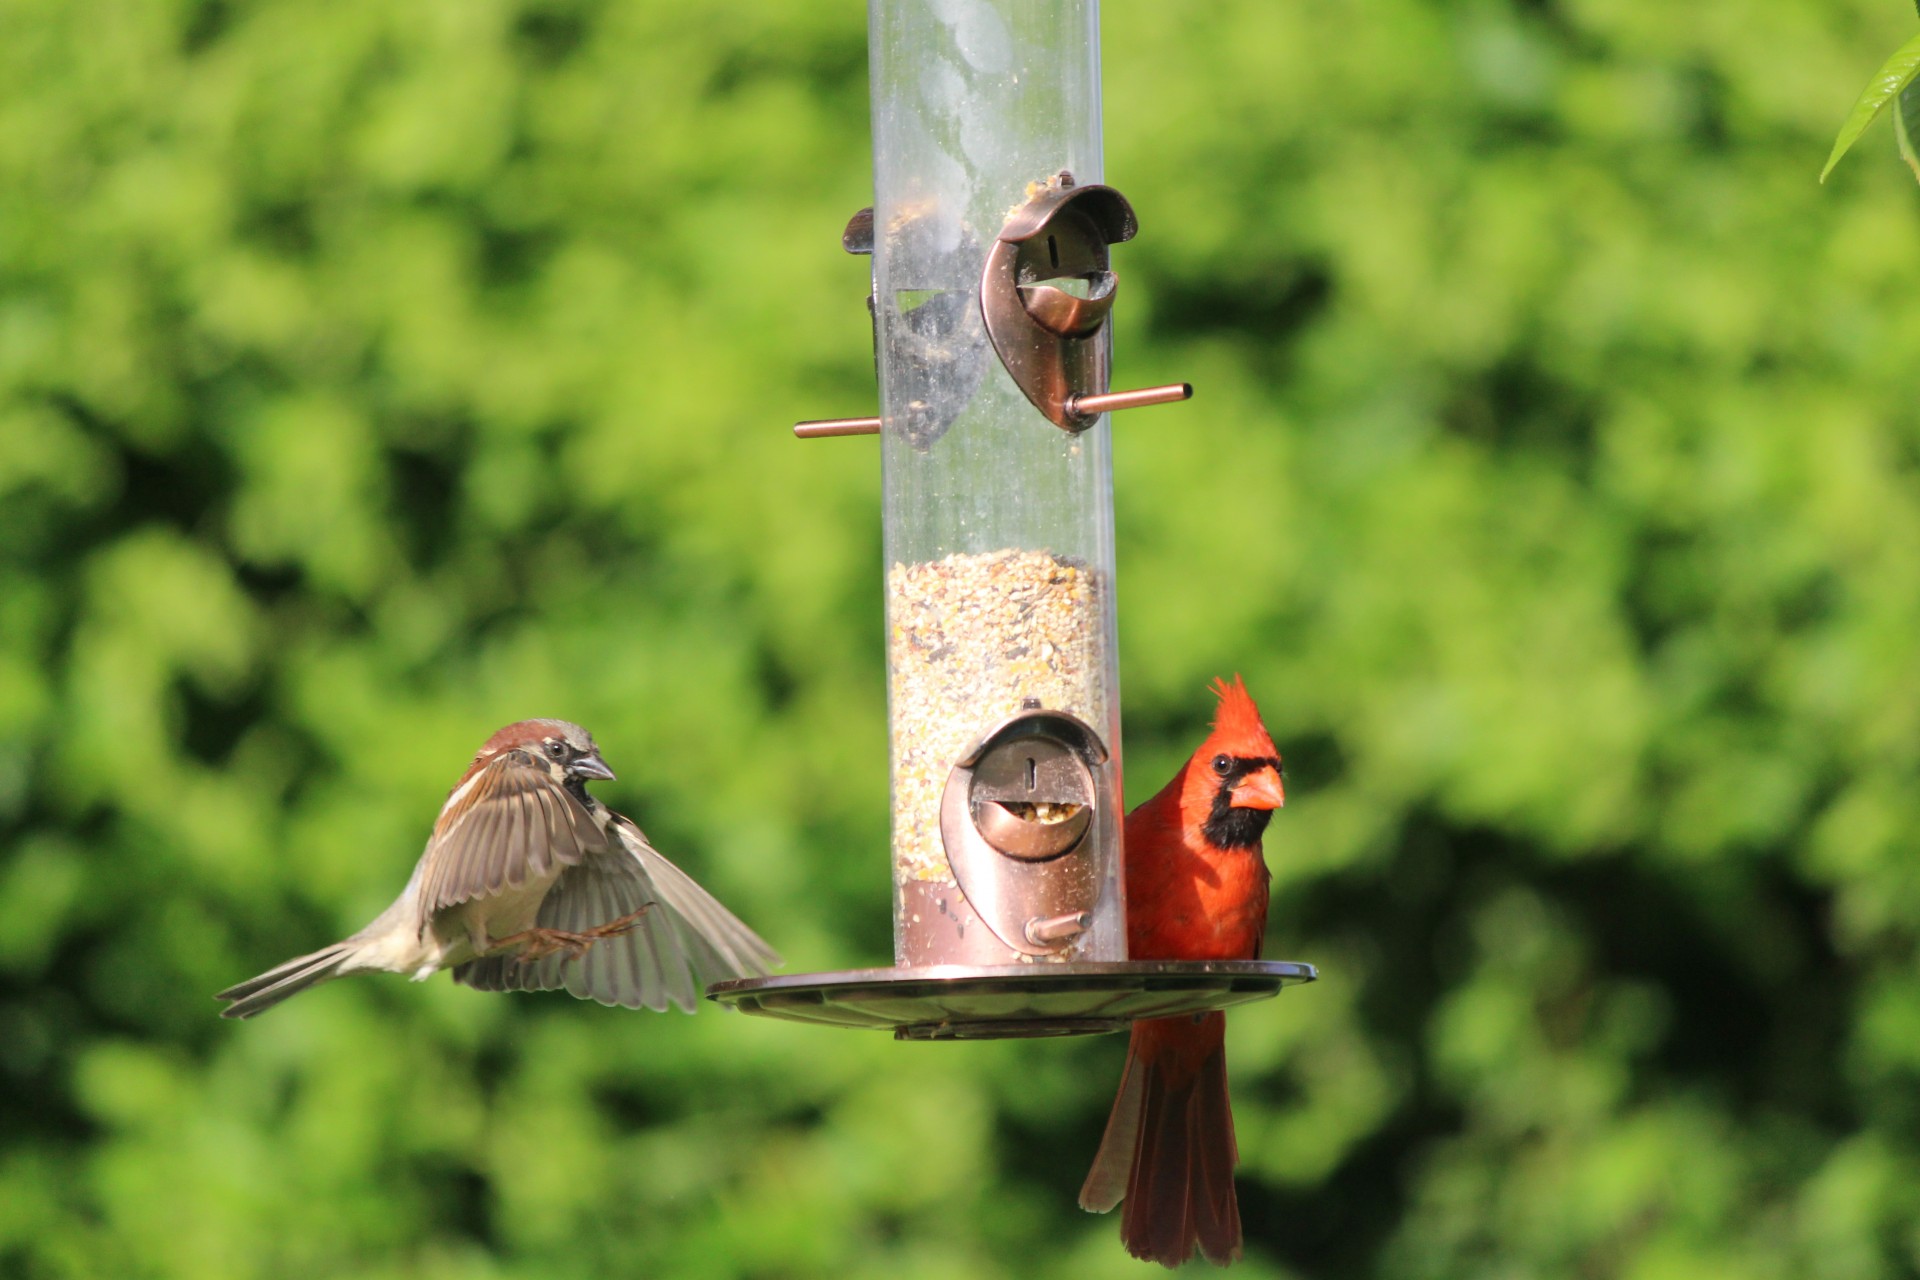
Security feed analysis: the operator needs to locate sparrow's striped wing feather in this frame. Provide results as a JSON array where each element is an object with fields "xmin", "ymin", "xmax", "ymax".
[
  {"xmin": 622, "ymin": 822, "xmax": 783, "ymax": 982},
  {"xmin": 452, "ymin": 817, "xmax": 779, "ymax": 1011},
  {"xmin": 418, "ymin": 750, "xmax": 606, "ymax": 916}
]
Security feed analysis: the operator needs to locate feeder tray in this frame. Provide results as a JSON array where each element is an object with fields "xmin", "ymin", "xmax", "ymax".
[{"xmin": 709, "ymin": 959, "xmax": 1317, "ymax": 1041}]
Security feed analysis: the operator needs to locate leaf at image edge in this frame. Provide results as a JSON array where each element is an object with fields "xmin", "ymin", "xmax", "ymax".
[
  {"xmin": 1898, "ymin": 79, "xmax": 1920, "ymax": 184},
  {"xmin": 1821, "ymin": 29, "xmax": 1920, "ymax": 182}
]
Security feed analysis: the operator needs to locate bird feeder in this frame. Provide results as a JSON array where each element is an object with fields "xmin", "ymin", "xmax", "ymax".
[{"xmin": 708, "ymin": 0, "xmax": 1313, "ymax": 1038}]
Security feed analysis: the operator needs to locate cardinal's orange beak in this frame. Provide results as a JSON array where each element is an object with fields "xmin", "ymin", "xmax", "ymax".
[{"xmin": 1230, "ymin": 763, "xmax": 1286, "ymax": 811}]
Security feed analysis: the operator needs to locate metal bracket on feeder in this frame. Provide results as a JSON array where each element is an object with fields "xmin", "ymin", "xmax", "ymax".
[{"xmin": 940, "ymin": 707, "xmax": 1107, "ymax": 957}]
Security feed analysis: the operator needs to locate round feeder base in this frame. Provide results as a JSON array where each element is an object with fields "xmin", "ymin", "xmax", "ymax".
[{"xmin": 706, "ymin": 960, "xmax": 1317, "ymax": 1040}]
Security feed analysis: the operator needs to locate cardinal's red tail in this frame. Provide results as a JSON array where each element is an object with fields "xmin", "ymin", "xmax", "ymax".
[{"xmin": 1079, "ymin": 1012, "xmax": 1242, "ymax": 1268}]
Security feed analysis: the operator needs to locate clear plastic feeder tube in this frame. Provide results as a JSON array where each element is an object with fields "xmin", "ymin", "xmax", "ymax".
[{"xmin": 870, "ymin": 0, "xmax": 1124, "ymax": 966}]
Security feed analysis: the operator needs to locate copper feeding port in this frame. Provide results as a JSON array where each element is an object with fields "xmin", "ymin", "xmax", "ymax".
[
  {"xmin": 975, "ymin": 174, "xmax": 1197, "ymax": 433},
  {"xmin": 937, "ymin": 708, "xmax": 1110, "ymax": 958},
  {"xmin": 966, "ymin": 730, "xmax": 1096, "ymax": 863}
]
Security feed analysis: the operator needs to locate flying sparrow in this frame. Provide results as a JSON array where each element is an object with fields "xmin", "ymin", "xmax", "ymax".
[{"xmin": 217, "ymin": 719, "xmax": 779, "ymax": 1018}]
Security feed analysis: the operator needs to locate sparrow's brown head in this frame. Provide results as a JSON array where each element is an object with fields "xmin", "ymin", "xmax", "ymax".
[{"xmin": 472, "ymin": 719, "xmax": 616, "ymax": 783}]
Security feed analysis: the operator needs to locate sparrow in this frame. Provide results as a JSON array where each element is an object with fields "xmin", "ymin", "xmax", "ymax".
[
  {"xmin": 1079, "ymin": 676, "xmax": 1286, "ymax": 1267},
  {"xmin": 217, "ymin": 719, "xmax": 779, "ymax": 1018}
]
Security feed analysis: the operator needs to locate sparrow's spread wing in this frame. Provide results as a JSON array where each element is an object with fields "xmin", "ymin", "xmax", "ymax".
[
  {"xmin": 417, "ymin": 749, "xmax": 607, "ymax": 917},
  {"xmin": 452, "ymin": 814, "xmax": 779, "ymax": 1011}
]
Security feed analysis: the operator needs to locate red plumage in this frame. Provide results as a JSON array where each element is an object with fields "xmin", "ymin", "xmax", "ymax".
[{"xmin": 1081, "ymin": 675, "xmax": 1285, "ymax": 1267}]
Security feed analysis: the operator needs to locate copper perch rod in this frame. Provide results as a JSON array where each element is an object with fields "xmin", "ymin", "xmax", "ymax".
[
  {"xmin": 794, "ymin": 383, "xmax": 1192, "ymax": 439},
  {"xmin": 1068, "ymin": 382, "xmax": 1192, "ymax": 416},
  {"xmin": 794, "ymin": 416, "xmax": 884, "ymax": 438}
]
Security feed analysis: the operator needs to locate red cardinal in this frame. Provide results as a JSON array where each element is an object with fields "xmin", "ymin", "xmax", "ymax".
[{"xmin": 1080, "ymin": 676, "xmax": 1285, "ymax": 1267}]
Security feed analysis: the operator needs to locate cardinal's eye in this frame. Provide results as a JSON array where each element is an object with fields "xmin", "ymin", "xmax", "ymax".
[
  {"xmin": 1211, "ymin": 754, "xmax": 1233, "ymax": 776},
  {"xmin": 546, "ymin": 740, "xmax": 568, "ymax": 759}
]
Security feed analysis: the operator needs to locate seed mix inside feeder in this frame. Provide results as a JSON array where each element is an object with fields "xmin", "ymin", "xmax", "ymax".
[{"xmin": 709, "ymin": 0, "xmax": 1314, "ymax": 1039}]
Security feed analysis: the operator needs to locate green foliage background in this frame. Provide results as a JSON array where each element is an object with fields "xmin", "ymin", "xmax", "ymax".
[{"xmin": 4, "ymin": 0, "xmax": 1919, "ymax": 1275}]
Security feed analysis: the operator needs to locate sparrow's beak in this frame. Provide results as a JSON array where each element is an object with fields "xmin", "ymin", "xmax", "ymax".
[
  {"xmin": 571, "ymin": 751, "xmax": 616, "ymax": 782},
  {"xmin": 1229, "ymin": 763, "xmax": 1285, "ymax": 811}
]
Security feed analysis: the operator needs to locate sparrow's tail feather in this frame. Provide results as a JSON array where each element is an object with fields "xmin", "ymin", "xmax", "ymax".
[
  {"xmin": 1080, "ymin": 1013, "xmax": 1243, "ymax": 1269},
  {"xmin": 215, "ymin": 941, "xmax": 358, "ymax": 1019}
]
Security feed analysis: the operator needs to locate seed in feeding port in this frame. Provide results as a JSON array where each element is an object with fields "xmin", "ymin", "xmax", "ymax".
[{"xmin": 1000, "ymin": 801, "xmax": 1084, "ymax": 825}]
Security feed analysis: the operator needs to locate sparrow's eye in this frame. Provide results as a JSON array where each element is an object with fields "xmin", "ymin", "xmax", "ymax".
[
  {"xmin": 545, "ymin": 740, "xmax": 568, "ymax": 759},
  {"xmin": 1211, "ymin": 754, "xmax": 1233, "ymax": 777}
]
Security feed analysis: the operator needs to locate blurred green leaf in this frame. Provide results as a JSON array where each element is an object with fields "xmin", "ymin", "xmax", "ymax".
[{"xmin": 1821, "ymin": 28, "xmax": 1920, "ymax": 181}]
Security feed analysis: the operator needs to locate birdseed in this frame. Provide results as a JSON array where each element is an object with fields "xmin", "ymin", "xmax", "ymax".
[{"xmin": 886, "ymin": 548, "xmax": 1109, "ymax": 884}]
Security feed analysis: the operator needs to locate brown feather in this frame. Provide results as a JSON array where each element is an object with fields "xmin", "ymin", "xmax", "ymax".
[
  {"xmin": 450, "ymin": 817, "xmax": 779, "ymax": 1011},
  {"xmin": 417, "ymin": 748, "xmax": 603, "ymax": 917}
]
